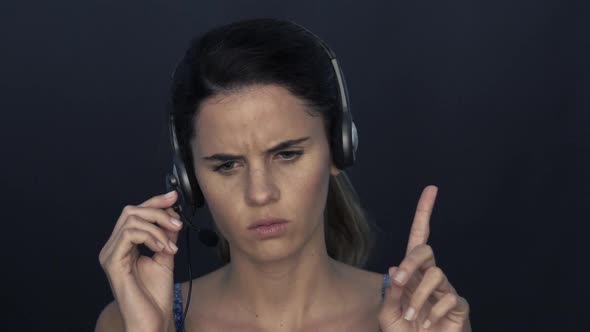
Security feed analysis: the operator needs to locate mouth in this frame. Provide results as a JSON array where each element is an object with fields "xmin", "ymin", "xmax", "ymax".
[
  {"xmin": 248, "ymin": 218, "xmax": 290, "ymax": 229},
  {"xmin": 248, "ymin": 218, "xmax": 290, "ymax": 239}
]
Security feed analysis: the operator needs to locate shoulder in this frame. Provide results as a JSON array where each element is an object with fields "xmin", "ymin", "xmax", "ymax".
[
  {"xmin": 333, "ymin": 260, "xmax": 387, "ymax": 307},
  {"xmin": 335, "ymin": 260, "xmax": 385, "ymax": 289},
  {"xmin": 309, "ymin": 261, "xmax": 385, "ymax": 330},
  {"xmin": 96, "ymin": 298, "xmax": 180, "ymax": 332},
  {"xmin": 177, "ymin": 265, "xmax": 228, "ymax": 303},
  {"xmin": 176, "ymin": 265, "xmax": 229, "ymax": 322},
  {"xmin": 94, "ymin": 300, "xmax": 124, "ymax": 332}
]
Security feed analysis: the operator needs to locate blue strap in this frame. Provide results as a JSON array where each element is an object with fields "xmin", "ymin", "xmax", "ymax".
[
  {"xmin": 381, "ymin": 273, "xmax": 391, "ymax": 302},
  {"xmin": 173, "ymin": 283, "xmax": 184, "ymax": 332}
]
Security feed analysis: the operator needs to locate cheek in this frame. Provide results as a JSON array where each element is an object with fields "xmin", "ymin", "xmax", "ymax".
[
  {"xmin": 286, "ymin": 159, "xmax": 330, "ymax": 215},
  {"xmin": 270, "ymin": 152, "xmax": 332, "ymax": 236},
  {"xmin": 193, "ymin": 171, "xmax": 236, "ymax": 236}
]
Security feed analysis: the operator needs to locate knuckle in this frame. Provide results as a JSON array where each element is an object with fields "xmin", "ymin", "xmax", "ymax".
[
  {"xmin": 154, "ymin": 209, "xmax": 170, "ymax": 222},
  {"xmin": 121, "ymin": 205, "xmax": 135, "ymax": 217},
  {"xmin": 426, "ymin": 266, "xmax": 444, "ymax": 280},
  {"xmin": 150, "ymin": 228, "xmax": 165, "ymax": 240},
  {"xmin": 98, "ymin": 247, "xmax": 106, "ymax": 260},
  {"xmin": 122, "ymin": 204, "xmax": 134, "ymax": 213},
  {"xmin": 419, "ymin": 244, "xmax": 433, "ymax": 255},
  {"xmin": 165, "ymin": 207, "xmax": 180, "ymax": 219},
  {"xmin": 402, "ymin": 254, "xmax": 418, "ymax": 267},
  {"xmin": 446, "ymin": 293, "xmax": 459, "ymax": 307},
  {"xmin": 99, "ymin": 253, "xmax": 112, "ymax": 270},
  {"xmin": 98, "ymin": 244, "xmax": 110, "ymax": 266},
  {"xmin": 398, "ymin": 263, "xmax": 411, "ymax": 274},
  {"xmin": 100, "ymin": 262, "xmax": 109, "ymax": 272},
  {"xmin": 411, "ymin": 287, "xmax": 428, "ymax": 305},
  {"xmin": 463, "ymin": 297, "xmax": 470, "ymax": 313},
  {"xmin": 456, "ymin": 295, "xmax": 468, "ymax": 306},
  {"xmin": 126, "ymin": 215, "xmax": 141, "ymax": 226},
  {"xmin": 120, "ymin": 227, "xmax": 137, "ymax": 240},
  {"xmin": 429, "ymin": 305, "xmax": 444, "ymax": 321}
]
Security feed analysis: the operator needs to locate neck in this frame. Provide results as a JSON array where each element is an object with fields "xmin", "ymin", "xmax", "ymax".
[{"xmin": 220, "ymin": 227, "xmax": 343, "ymax": 327}]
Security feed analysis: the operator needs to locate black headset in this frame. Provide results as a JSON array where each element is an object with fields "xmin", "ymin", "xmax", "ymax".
[{"xmin": 164, "ymin": 20, "xmax": 359, "ymax": 329}]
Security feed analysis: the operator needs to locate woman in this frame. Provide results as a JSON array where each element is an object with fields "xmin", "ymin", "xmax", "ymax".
[{"xmin": 95, "ymin": 18, "xmax": 470, "ymax": 332}]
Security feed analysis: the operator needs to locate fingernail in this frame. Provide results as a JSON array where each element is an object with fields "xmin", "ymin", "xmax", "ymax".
[
  {"xmin": 404, "ymin": 307, "xmax": 415, "ymax": 321},
  {"xmin": 164, "ymin": 190, "xmax": 176, "ymax": 198},
  {"xmin": 393, "ymin": 270, "xmax": 407, "ymax": 284},
  {"xmin": 423, "ymin": 319, "xmax": 432, "ymax": 329},
  {"xmin": 170, "ymin": 217, "xmax": 182, "ymax": 227},
  {"xmin": 168, "ymin": 241, "xmax": 178, "ymax": 253}
]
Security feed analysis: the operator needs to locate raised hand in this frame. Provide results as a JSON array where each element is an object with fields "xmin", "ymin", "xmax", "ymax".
[
  {"xmin": 378, "ymin": 185, "xmax": 471, "ymax": 332},
  {"xmin": 98, "ymin": 191, "xmax": 183, "ymax": 332}
]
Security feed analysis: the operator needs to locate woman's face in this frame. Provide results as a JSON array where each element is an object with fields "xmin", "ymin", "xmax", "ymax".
[{"xmin": 190, "ymin": 84, "xmax": 340, "ymax": 262}]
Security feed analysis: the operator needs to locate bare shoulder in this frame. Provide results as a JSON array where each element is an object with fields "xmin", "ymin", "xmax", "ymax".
[
  {"xmin": 340, "ymin": 262, "xmax": 385, "ymax": 284},
  {"xmin": 303, "ymin": 261, "xmax": 385, "ymax": 331},
  {"xmin": 177, "ymin": 265, "xmax": 227, "ymax": 303},
  {"xmin": 94, "ymin": 300, "xmax": 124, "ymax": 332},
  {"xmin": 94, "ymin": 268, "xmax": 229, "ymax": 332},
  {"xmin": 333, "ymin": 260, "xmax": 386, "ymax": 305},
  {"xmin": 176, "ymin": 265, "xmax": 229, "ymax": 318},
  {"xmin": 94, "ymin": 299, "xmax": 177, "ymax": 332}
]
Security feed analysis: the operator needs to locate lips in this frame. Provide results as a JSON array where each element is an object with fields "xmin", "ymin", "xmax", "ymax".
[{"xmin": 248, "ymin": 218, "xmax": 289, "ymax": 229}]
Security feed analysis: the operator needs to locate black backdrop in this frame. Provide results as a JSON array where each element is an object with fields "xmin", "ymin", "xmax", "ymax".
[{"xmin": 1, "ymin": 0, "xmax": 588, "ymax": 331}]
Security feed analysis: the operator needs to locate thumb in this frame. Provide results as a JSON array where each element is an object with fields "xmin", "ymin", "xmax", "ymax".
[{"xmin": 379, "ymin": 266, "xmax": 404, "ymax": 328}]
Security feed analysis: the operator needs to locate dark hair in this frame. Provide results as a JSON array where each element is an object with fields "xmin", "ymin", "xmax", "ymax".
[{"xmin": 171, "ymin": 18, "xmax": 374, "ymax": 267}]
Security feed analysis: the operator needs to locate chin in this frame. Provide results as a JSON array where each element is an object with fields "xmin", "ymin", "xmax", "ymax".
[
  {"xmin": 234, "ymin": 238, "xmax": 304, "ymax": 264},
  {"xmin": 254, "ymin": 241, "xmax": 300, "ymax": 262}
]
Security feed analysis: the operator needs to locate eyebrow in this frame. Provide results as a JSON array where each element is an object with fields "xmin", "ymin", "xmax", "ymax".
[{"xmin": 202, "ymin": 137, "xmax": 311, "ymax": 162}]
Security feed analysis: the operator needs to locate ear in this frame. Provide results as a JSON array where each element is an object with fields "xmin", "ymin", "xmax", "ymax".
[{"xmin": 330, "ymin": 162, "xmax": 342, "ymax": 177}]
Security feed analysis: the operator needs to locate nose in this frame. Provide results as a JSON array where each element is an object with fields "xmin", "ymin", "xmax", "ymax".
[{"xmin": 245, "ymin": 165, "xmax": 280, "ymax": 206}]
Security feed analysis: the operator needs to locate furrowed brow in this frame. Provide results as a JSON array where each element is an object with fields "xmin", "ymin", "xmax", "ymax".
[{"xmin": 202, "ymin": 137, "xmax": 310, "ymax": 162}]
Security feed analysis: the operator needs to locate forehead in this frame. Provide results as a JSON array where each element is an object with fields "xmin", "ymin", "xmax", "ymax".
[{"xmin": 192, "ymin": 84, "xmax": 323, "ymax": 153}]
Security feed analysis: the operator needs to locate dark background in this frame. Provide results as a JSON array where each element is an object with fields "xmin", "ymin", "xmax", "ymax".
[{"xmin": 1, "ymin": 0, "xmax": 588, "ymax": 331}]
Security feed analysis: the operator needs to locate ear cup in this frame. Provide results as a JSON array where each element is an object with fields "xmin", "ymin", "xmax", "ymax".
[
  {"xmin": 168, "ymin": 114, "xmax": 206, "ymax": 215},
  {"xmin": 165, "ymin": 173, "xmax": 182, "ymax": 214},
  {"xmin": 291, "ymin": 21, "xmax": 358, "ymax": 170},
  {"xmin": 331, "ymin": 55, "xmax": 357, "ymax": 170},
  {"xmin": 352, "ymin": 121, "xmax": 358, "ymax": 156},
  {"xmin": 332, "ymin": 111, "xmax": 358, "ymax": 169}
]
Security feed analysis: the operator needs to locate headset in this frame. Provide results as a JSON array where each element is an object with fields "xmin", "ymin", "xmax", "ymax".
[{"xmin": 164, "ymin": 20, "xmax": 359, "ymax": 330}]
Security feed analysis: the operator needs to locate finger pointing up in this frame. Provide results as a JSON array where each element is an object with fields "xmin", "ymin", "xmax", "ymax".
[{"xmin": 406, "ymin": 185, "xmax": 438, "ymax": 255}]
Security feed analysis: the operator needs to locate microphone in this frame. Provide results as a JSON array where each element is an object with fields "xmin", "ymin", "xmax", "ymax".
[
  {"xmin": 166, "ymin": 173, "xmax": 219, "ymax": 247},
  {"xmin": 173, "ymin": 203, "xmax": 219, "ymax": 247},
  {"xmin": 197, "ymin": 229, "xmax": 219, "ymax": 247}
]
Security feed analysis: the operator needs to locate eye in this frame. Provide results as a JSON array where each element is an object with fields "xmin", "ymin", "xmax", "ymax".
[
  {"xmin": 212, "ymin": 150, "xmax": 304, "ymax": 174},
  {"xmin": 213, "ymin": 161, "xmax": 238, "ymax": 173},
  {"xmin": 276, "ymin": 150, "xmax": 304, "ymax": 161}
]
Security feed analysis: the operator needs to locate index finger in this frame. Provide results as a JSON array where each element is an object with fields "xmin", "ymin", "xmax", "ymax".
[
  {"xmin": 406, "ymin": 185, "xmax": 438, "ymax": 255},
  {"xmin": 109, "ymin": 191, "xmax": 180, "ymax": 236},
  {"xmin": 138, "ymin": 190, "xmax": 178, "ymax": 208}
]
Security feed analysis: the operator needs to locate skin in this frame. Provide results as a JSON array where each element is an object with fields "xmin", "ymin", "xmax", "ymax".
[
  {"xmin": 95, "ymin": 83, "xmax": 470, "ymax": 332},
  {"xmin": 180, "ymin": 84, "xmax": 384, "ymax": 331},
  {"xmin": 378, "ymin": 186, "xmax": 471, "ymax": 331}
]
